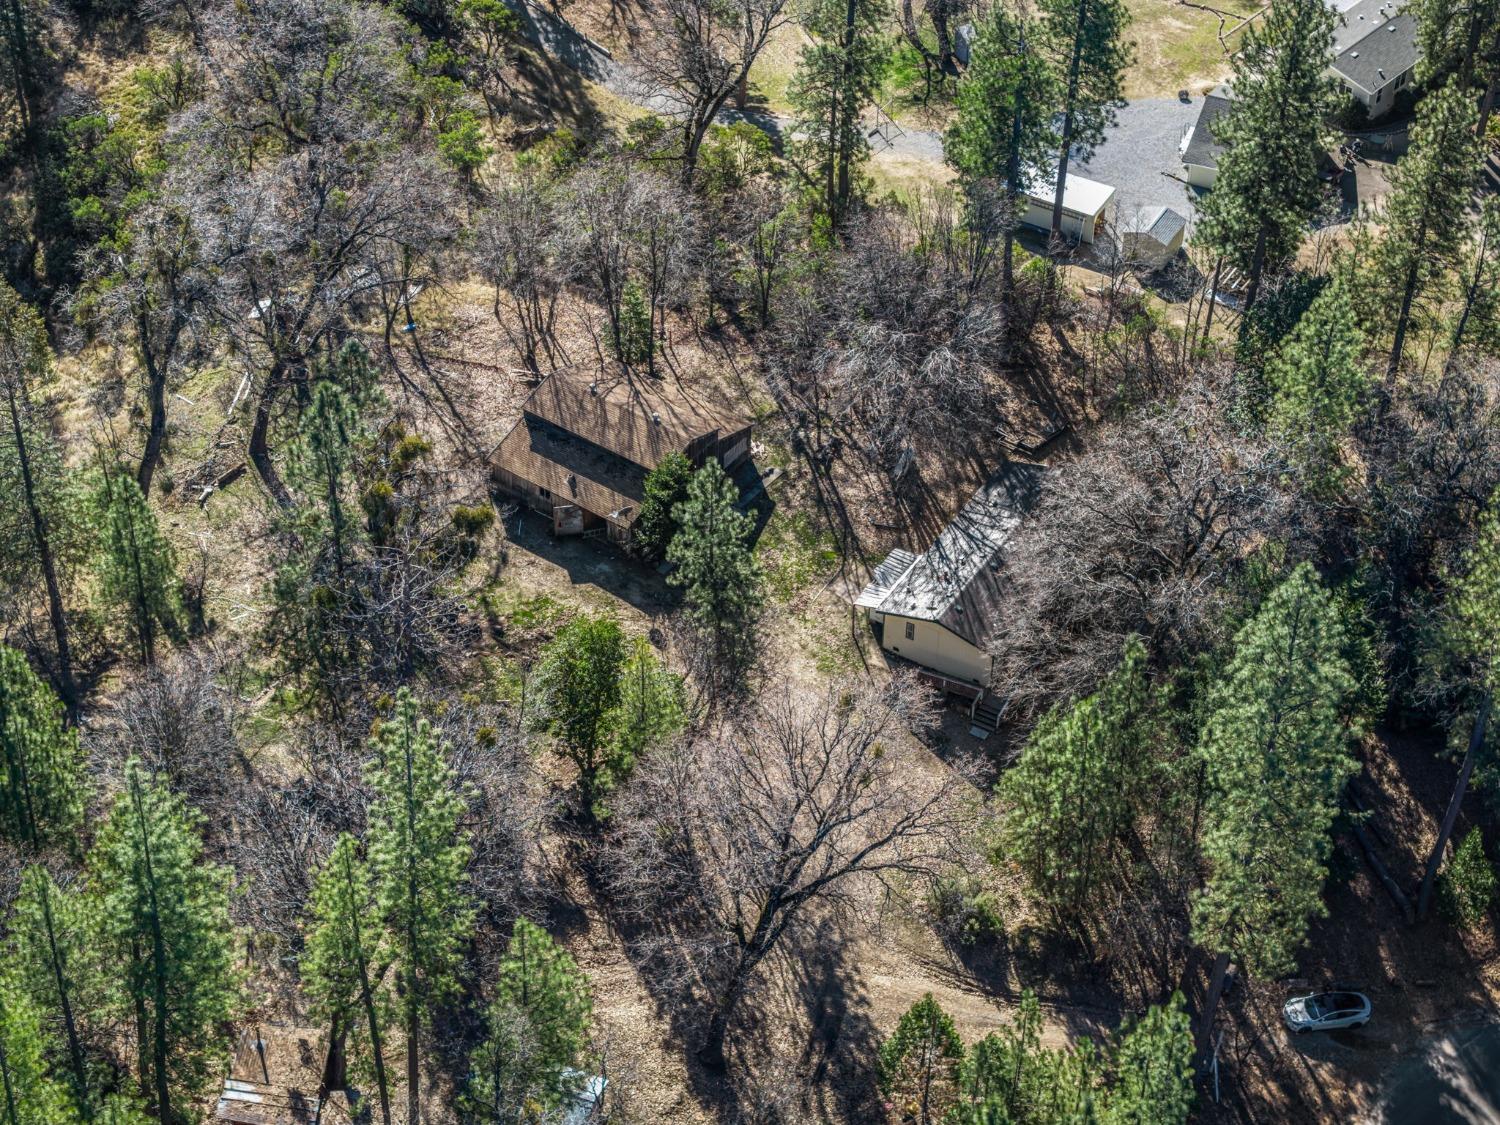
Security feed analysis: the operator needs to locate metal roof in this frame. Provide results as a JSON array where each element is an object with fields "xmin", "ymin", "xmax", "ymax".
[
  {"xmin": 855, "ymin": 549, "xmax": 919, "ymax": 609},
  {"xmin": 1022, "ymin": 167, "xmax": 1117, "ymax": 219},
  {"xmin": 865, "ymin": 463, "xmax": 1044, "ymax": 649}
]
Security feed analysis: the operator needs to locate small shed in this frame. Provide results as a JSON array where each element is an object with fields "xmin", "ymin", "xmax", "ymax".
[
  {"xmin": 1020, "ymin": 168, "xmax": 1116, "ymax": 245},
  {"xmin": 1121, "ymin": 206, "xmax": 1187, "ymax": 266}
]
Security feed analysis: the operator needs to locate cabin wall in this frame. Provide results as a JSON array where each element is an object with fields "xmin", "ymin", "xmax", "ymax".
[{"xmin": 880, "ymin": 615, "xmax": 991, "ymax": 685}]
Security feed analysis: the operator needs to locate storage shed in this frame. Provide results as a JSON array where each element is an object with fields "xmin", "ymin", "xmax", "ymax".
[
  {"xmin": 1121, "ymin": 206, "xmax": 1188, "ymax": 266},
  {"xmin": 1020, "ymin": 168, "xmax": 1116, "ymax": 245}
]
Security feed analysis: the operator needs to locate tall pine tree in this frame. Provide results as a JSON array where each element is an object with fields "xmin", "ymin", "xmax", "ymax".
[
  {"xmin": 365, "ymin": 690, "xmax": 474, "ymax": 1125},
  {"xmin": 0, "ymin": 645, "xmax": 84, "ymax": 849},
  {"xmin": 1039, "ymin": 0, "xmax": 1132, "ymax": 243},
  {"xmin": 945, "ymin": 4, "xmax": 1059, "ymax": 299},
  {"xmin": 786, "ymin": 0, "xmax": 888, "ymax": 226},
  {"xmin": 6, "ymin": 865, "xmax": 97, "ymax": 1110},
  {"xmin": 302, "ymin": 834, "xmax": 393, "ymax": 1125},
  {"xmin": 466, "ymin": 917, "xmax": 593, "ymax": 1120},
  {"xmin": 1264, "ymin": 272, "xmax": 1370, "ymax": 497},
  {"xmin": 1104, "ymin": 994, "xmax": 1194, "ymax": 1125},
  {"xmin": 0, "ymin": 968, "xmax": 79, "ymax": 1125},
  {"xmin": 93, "ymin": 459, "xmax": 183, "ymax": 667},
  {"xmin": 997, "ymin": 637, "xmax": 1157, "ymax": 921},
  {"xmin": 667, "ymin": 461, "xmax": 762, "ymax": 678},
  {"xmin": 877, "ymin": 994, "xmax": 964, "ymax": 1125},
  {"xmin": 1194, "ymin": 0, "xmax": 1337, "ymax": 314},
  {"xmin": 1379, "ymin": 80, "xmax": 1483, "ymax": 380},
  {"xmin": 91, "ymin": 760, "xmax": 239, "ymax": 1123},
  {"xmin": 605, "ymin": 635, "xmax": 686, "ymax": 777},
  {"xmin": 1191, "ymin": 564, "xmax": 1358, "ymax": 1052}
]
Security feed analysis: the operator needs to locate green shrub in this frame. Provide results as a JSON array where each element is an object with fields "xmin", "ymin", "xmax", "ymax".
[
  {"xmin": 927, "ymin": 873, "xmax": 1004, "ymax": 947},
  {"xmin": 1441, "ymin": 827, "xmax": 1496, "ymax": 928}
]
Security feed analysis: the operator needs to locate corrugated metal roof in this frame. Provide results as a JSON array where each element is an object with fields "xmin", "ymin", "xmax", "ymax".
[{"xmin": 855, "ymin": 548, "xmax": 918, "ymax": 609}]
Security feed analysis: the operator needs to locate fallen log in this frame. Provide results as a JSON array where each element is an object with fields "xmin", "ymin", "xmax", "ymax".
[{"xmin": 1348, "ymin": 821, "xmax": 1416, "ymax": 925}]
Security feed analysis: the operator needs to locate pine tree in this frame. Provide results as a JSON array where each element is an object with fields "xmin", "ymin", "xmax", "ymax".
[
  {"xmin": 1446, "ymin": 194, "xmax": 1500, "ymax": 370},
  {"xmin": 952, "ymin": 991, "xmax": 1096, "ymax": 1121},
  {"xmin": 1264, "ymin": 273, "xmax": 1370, "ymax": 497},
  {"xmin": 1193, "ymin": 0, "xmax": 1337, "ymax": 314},
  {"xmin": 1410, "ymin": 0, "xmax": 1500, "ymax": 133},
  {"xmin": 667, "ymin": 460, "xmax": 762, "ymax": 677},
  {"xmin": 786, "ymin": 0, "xmax": 888, "ymax": 226},
  {"xmin": 365, "ymin": 690, "xmax": 474, "ymax": 1125},
  {"xmin": 91, "ymin": 760, "xmax": 238, "ymax": 1123},
  {"xmin": 997, "ymin": 637, "xmax": 1156, "ymax": 921},
  {"xmin": 1191, "ymin": 564, "xmax": 1358, "ymax": 1052},
  {"xmin": 93, "ymin": 459, "xmax": 183, "ymax": 667},
  {"xmin": 945, "ymin": 5, "xmax": 1059, "ymax": 298},
  {"xmin": 1379, "ymin": 80, "xmax": 1483, "ymax": 380},
  {"xmin": 533, "ymin": 615, "xmax": 627, "ymax": 819},
  {"xmin": 0, "ymin": 968, "xmax": 79, "ymax": 1125},
  {"xmin": 467, "ymin": 916, "xmax": 593, "ymax": 1120},
  {"xmin": 0, "ymin": 281, "xmax": 79, "ymax": 717},
  {"xmin": 289, "ymin": 376, "xmax": 368, "ymax": 586},
  {"xmin": 6, "ymin": 865, "xmax": 97, "ymax": 1110},
  {"xmin": 1039, "ymin": 0, "xmax": 1132, "ymax": 243},
  {"xmin": 632, "ymin": 451, "xmax": 694, "ymax": 562},
  {"xmin": 302, "ymin": 834, "xmax": 392, "ymax": 1125},
  {"xmin": 0, "ymin": 645, "xmax": 83, "ymax": 849},
  {"xmin": 1104, "ymin": 994, "xmax": 1194, "ymax": 1125},
  {"xmin": 876, "ymin": 994, "xmax": 964, "ymax": 1125},
  {"xmin": 1439, "ymin": 826, "xmax": 1496, "ymax": 927},
  {"xmin": 605, "ymin": 635, "xmax": 686, "ymax": 779}
]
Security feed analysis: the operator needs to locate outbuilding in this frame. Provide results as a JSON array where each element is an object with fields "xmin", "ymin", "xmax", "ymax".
[
  {"xmin": 1020, "ymin": 168, "xmax": 1116, "ymax": 245},
  {"xmin": 1180, "ymin": 86, "xmax": 1233, "ymax": 189},
  {"xmin": 1121, "ymin": 205, "xmax": 1188, "ymax": 266}
]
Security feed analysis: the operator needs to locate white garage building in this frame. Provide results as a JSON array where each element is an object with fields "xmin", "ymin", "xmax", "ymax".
[{"xmin": 1020, "ymin": 168, "xmax": 1116, "ymax": 246}]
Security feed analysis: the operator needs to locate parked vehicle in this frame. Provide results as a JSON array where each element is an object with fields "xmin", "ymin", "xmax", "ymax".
[{"xmin": 1283, "ymin": 991, "xmax": 1371, "ymax": 1033}]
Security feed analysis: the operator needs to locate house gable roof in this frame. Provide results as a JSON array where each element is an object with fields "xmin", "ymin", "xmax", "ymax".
[
  {"xmin": 1181, "ymin": 87, "xmax": 1233, "ymax": 170},
  {"xmin": 1330, "ymin": 10, "xmax": 1418, "ymax": 93},
  {"xmin": 867, "ymin": 462, "xmax": 1044, "ymax": 650},
  {"xmin": 493, "ymin": 415, "xmax": 647, "ymax": 527},
  {"xmin": 524, "ymin": 368, "xmax": 751, "ymax": 472}
]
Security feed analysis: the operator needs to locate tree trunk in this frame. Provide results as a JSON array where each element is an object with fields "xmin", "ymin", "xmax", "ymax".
[
  {"xmin": 39, "ymin": 878, "xmax": 88, "ymax": 1106},
  {"xmin": 247, "ymin": 378, "xmax": 292, "ymax": 508},
  {"xmin": 1050, "ymin": 0, "xmax": 1089, "ymax": 243},
  {"xmin": 1418, "ymin": 694, "xmax": 1492, "ymax": 920},
  {"xmin": 136, "ymin": 306, "xmax": 170, "ymax": 496},
  {"xmin": 5, "ymin": 386, "xmax": 76, "ymax": 720},
  {"xmin": 132, "ymin": 779, "xmax": 175, "ymax": 1124},
  {"xmin": 1200, "ymin": 256, "xmax": 1224, "ymax": 346},
  {"xmin": 1478, "ymin": 71, "xmax": 1498, "ymax": 139},
  {"xmin": 406, "ymin": 1019, "xmax": 420, "ymax": 1125},
  {"xmin": 833, "ymin": 0, "xmax": 859, "ymax": 223},
  {"xmin": 1194, "ymin": 949, "xmax": 1231, "ymax": 1061},
  {"xmin": 1447, "ymin": 221, "xmax": 1491, "ymax": 373},
  {"xmin": 1242, "ymin": 226, "xmax": 1268, "ymax": 317},
  {"xmin": 697, "ymin": 970, "xmax": 748, "ymax": 1071}
]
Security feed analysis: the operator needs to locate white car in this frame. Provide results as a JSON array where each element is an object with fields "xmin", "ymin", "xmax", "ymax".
[{"xmin": 1283, "ymin": 991, "xmax": 1371, "ymax": 1033}]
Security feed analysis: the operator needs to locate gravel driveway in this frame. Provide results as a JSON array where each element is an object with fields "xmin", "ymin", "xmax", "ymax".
[{"xmin": 1072, "ymin": 95, "xmax": 1206, "ymax": 229}]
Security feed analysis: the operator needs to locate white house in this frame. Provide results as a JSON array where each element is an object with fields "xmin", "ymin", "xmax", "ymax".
[
  {"xmin": 855, "ymin": 463, "xmax": 1044, "ymax": 691},
  {"xmin": 1329, "ymin": 0, "xmax": 1418, "ymax": 120},
  {"xmin": 1180, "ymin": 87, "xmax": 1233, "ymax": 189},
  {"xmin": 1020, "ymin": 168, "xmax": 1116, "ymax": 245}
]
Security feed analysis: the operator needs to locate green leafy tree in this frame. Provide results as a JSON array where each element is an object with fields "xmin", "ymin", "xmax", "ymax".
[
  {"xmin": 945, "ymin": 5, "xmax": 1059, "ymax": 298},
  {"xmin": 997, "ymin": 637, "xmax": 1157, "ymax": 921},
  {"xmin": 366, "ymin": 690, "xmax": 474, "ymax": 1125},
  {"xmin": 1378, "ymin": 81, "xmax": 1483, "ymax": 379},
  {"xmin": 876, "ymin": 994, "xmax": 964, "ymax": 1125},
  {"xmin": 302, "ymin": 835, "xmax": 393, "ymax": 1125},
  {"xmin": 1193, "ymin": 0, "xmax": 1337, "ymax": 314},
  {"xmin": 1039, "ymin": 0, "xmax": 1132, "ymax": 242},
  {"xmin": 93, "ymin": 459, "xmax": 183, "ymax": 667},
  {"xmin": 467, "ymin": 917, "xmax": 593, "ymax": 1120},
  {"xmin": 786, "ymin": 0, "xmax": 888, "ymax": 225},
  {"xmin": 667, "ymin": 460, "xmax": 762, "ymax": 678},
  {"xmin": 605, "ymin": 636, "xmax": 686, "ymax": 777},
  {"xmin": 0, "ymin": 645, "xmax": 83, "ymax": 849},
  {"xmin": 1191, "ymin": 563, "xmax": 1358, "ymax": 1052},
  {"xmin": 533, "ymin": 615, "xmax": 628, "ymax": 818},
  {"xmin": 0, "ymin": 969, "xmax": 79, "ymax": 1125},
  {"xmin": 1264, "ymin": 273, "xmax": 1370, "ymax": 496},
  {"xmin": 6, "ymin": 866, "xmax": 98, "ymax": 1109},
  {"xmin": 633, "ymin": 452, "xmax": 694, "ymax": 562},
  {"xmin": 1104, "ymin": 994, "xmax": 1194, "ymax": 1125},
  {"xmin": 1439, "ymin": 827, "xmax": 1496, "ymax": 927},
  {"xmin": 0, "ymin": 282, "xmax": 79, "ymax": 716},
  {"xmin": 91, "ymin": 760, "xmax": 239, "ymax": 1123},
  {"xmin": 613, "ymin": 281, "xmax": 653, "ymax": 366}
]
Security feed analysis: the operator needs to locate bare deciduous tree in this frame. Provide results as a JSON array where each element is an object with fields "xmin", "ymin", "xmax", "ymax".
[
  {"xmin": 990, "ymin": 371, "xmax": 1297, "ymax": 719},
  {"xmin": 476, "ymin": 171, "xmax": 570, "ymax": 375},
  {"xmin": 632, "ymin": 0, "xmax": 792, "ymax": 186},
  {"xmin": 606, "ymin": 674, "xmax": 961, "ymax": 1070}
]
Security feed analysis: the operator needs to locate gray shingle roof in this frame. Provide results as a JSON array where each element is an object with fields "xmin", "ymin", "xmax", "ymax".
[
  {"xmin": 1330, "ymin": 11, "xmax": 1418, "ymax": 93},
  {"xmin": 1140, "ymin": 206, "xmax": 1188, "ymax": 246},
  {"xmin": 1182, "ymin": 89, "xmax": 1233, "ymax": 170}
]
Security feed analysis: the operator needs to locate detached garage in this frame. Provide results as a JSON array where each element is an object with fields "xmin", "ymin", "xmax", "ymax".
[{"xmin": 1020, "ymin": 168, "xmax": 1116, "ymax": 245}]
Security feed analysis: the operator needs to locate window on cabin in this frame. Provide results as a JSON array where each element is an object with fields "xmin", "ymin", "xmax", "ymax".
[{"xmin": 904, "ymin": 621, "xmax": 916, "ymax": 641}]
